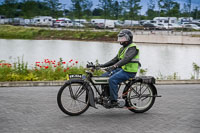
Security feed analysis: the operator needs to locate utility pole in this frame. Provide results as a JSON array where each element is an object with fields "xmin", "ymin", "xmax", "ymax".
[
  {"xmin": 63, "ymin": 4, "xmax": 66, "ymax": 17},
  {"xmin": 158, "ymin": 0, "xmax": 160, "ymax": 17},
  {"xmin": 188, "ymin": 0, "xmax": 191, "ymax": 21}
]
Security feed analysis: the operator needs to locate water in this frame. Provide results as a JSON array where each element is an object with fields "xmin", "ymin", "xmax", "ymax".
[{"xmin": 1, "ymin": 39, "xmax": 200, "ymax": 79}]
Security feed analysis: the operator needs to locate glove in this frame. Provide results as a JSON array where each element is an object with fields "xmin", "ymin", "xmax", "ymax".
[
  {"xmin": 96, "ymin": 64, "xmax": 104, "ymax": 68},
  {"xmin": 105, "ymin": 65, "xmax": 117, "ymax": 72}
]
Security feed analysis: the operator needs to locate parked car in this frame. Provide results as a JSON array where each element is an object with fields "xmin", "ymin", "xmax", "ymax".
[
  {"xmin": 54, "ymin": 21, "xmax": 68, "ymax": 27},
  {"xmin": 157, "ymin": 23, "xmax": 182, "ymax": 29},
  {"xmin": 156, "ymin": 24, "xmax": 167, "ymax": 30},
  {"xmin": 143, "ymin": 23, "xmax": 157, "ymax": 30},
  {"xmin": 114, "ymin": 20, "xmax": 124, "ymax": 27},
  {"xmin": 72, "ymin": 22, "xmax": 85, "ymax": 28},
  {"xmin": 184, "ymin": 22, "xmax": 200, "ymax": 27},
  {"xmin": 184, "ymin": 24, "xmax": 200, "ymax": 30},
  {"xmin": 167, "ymin": 23, "xmax": 182, "ymax": 29},
  {"xmin": 95, "ymin": 23, "xmax": 105, "ymax": 29}
]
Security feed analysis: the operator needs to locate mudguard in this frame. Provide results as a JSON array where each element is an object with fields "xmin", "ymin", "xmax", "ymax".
[
  {"xmin": 65, "ymin": 79, "xmax": 96, "ymax": 108},
  {"xmin": 123, "ymin": 76, "xmax": 158, "ymax": 97}
]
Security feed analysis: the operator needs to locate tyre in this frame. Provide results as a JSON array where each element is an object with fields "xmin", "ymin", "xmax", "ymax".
[
  {"xmin": 57, "ymin": 81, "xmax": 90, "ymax": 116},
  {"xmin": 125, "ymin": 82, "xmax": 156, "ymax": 113}
]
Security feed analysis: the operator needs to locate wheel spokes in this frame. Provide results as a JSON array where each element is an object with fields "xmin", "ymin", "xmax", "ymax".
[
  {"xmin": 128, "ymin": 84, "xmax": 153, "ymax": 109},
  {"xmin": 61, "ymin": 84, "xmax": 89, "ymax": 113}
]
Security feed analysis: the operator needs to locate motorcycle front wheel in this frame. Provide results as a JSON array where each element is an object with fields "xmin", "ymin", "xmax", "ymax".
[{"xmin": 57, "ymin": 81, "xmax": 90, "ymax": 116}]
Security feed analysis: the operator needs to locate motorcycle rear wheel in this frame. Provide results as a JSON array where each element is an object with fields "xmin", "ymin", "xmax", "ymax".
[{"xmin": 125, "ymin": 82, "xmax": 156, "ymax": 113}]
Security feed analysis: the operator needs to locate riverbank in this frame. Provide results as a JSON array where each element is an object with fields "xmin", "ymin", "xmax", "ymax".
[
  {"xmin": 133, "ymin": 34, "xmax": 200, "ymax": 45},
  {"xmin": 0, "ymin": 25, "xmax": 117, "ymax": 42},
  {"xmin": 0, "ymin": 25, "xmax": 200, "ymax": 44}
]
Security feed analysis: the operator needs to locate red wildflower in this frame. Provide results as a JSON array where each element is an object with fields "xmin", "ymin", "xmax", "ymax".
[
  {"xmin": 44, "ymin": 59, "xmax": 50, "ymax": 63},
  {"xmin": 75, "ymin": 61, "xmax": 78, "ymax": 64},
  {"xmin": 67, "ymin": 67, "xmax": 70, "ymax": 70},
  {"xmin": 54, "ymin": 65, "xmax": 57, "ymax": 67},
  {"xmin": 62, "ymin": 62, "xmax": 66, "ymax": 64},
  {"xmin": 64, "ymin": 69, "xmax": 66, "ymax": 72},
  {"xmin": 45, "ymin": 66, "xmax": 49, "ymax": 69}
]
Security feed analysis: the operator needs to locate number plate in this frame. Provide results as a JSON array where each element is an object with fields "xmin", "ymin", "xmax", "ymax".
[{"xmin": 67, "ymin": 74, "xmax": 82, "ymax": 80}]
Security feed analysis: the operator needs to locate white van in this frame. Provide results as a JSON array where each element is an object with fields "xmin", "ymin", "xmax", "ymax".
[
  {"xmin": 92, "ymin": 19, "xmax": 115, "ymax": 29},
  {"xmin": 104, "ymin": 20, "xmax": 115, "ymax": 29}
]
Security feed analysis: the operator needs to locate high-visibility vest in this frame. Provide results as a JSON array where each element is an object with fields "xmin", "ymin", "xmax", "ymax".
[{"xmin": 117, "ymin": 43, "xmax": 139, "ymax": 73}]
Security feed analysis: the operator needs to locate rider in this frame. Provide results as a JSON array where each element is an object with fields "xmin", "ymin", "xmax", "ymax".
[{"xmin": 98, "ymin": 29, "xmax": 140, "ymax": 107}]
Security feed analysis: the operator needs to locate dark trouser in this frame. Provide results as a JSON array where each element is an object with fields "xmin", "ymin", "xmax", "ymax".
[{"xmin": 102, "ymin": 68, "xmax": 136, "ymax": 101}]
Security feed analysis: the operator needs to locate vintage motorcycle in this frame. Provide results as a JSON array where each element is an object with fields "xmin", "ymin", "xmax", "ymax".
[{"xmin": 57, "ymin": 62, "xmax": 161, "ymax": 116}]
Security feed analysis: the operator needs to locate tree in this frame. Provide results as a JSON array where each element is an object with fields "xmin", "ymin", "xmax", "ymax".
[
  {"xmin": 112, "ymin": 0, "xmax": 121, "ymax": 19},
  {"xmin": 120, "ymin": 0, "xmax": 128, "ymax": 20},
  {"xmin": 181, "ymin": 0, "xmax": 192, "ymax": 18},
  {"xmin": 92, "ymin": 8, "xmax": 103, "ymax": 16},
  {"xmin": 158, "ymin": 0, "xmax": 180, "ymax": 17},
  {"xmin": 146, "ymin": 0, "xmax": 157, "ymax": 19},
  {"xmin": 181, "ymin": 3, "xmax": 189, "ymax": 17},
  {"xmin": 191, "ymin": 7, "xmax": 200, "ymax": 19},
  {"xmin": 167, "ymin": 1, "xmax": 180, "ymax": 17},
  {"xmin": 1, "ymin": 0, "xmax": 18, "ymax": 18},
  {"xmin": 125, "ymin": 0, "xmax": 142, "ymax": 20},
  {"xmin": 98, "ymin": 0, "xmax": 113, "ymax": 19},
  {"xmin": 70, "ymin": 0, "xmax": 93, "ymax": 19},
  {"xmin": 187, "ymin": 0, "xmax": 191, "ymax": 17},
  {"xmin": 44, "ymin": 0, "xmax": 62, "ymax": 18}
]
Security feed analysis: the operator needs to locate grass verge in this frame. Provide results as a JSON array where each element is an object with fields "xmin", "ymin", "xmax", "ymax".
[{"xmin": 0, "ymin": 25, "xmax": 118, "ymax": 41}]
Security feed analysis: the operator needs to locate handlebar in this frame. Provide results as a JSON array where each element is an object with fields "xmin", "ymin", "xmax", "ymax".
[
  {"xmin": 86, "ymin": 62, "xmax": 99, "ymax": 69},
  {"xmin": 86, "ymin": 64, "xmax": 96, "ymax": 68},
  {"xmin": 86, "ymin": 62, "xmax": 111, "ymax": 73}
]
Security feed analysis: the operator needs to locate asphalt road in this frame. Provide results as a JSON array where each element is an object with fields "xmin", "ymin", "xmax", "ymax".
[{"xmin": 0, "ymin": 84, "xmax": 200, "ymax": 133}]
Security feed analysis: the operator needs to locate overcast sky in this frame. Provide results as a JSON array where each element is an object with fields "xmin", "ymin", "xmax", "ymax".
[
  {"xmin": 0, "ymin": 0, "xmax": 199, "ymax": 15},
  {"xmin": 59, "ymin": 0, "xmax": 200, "ymax": 15}
]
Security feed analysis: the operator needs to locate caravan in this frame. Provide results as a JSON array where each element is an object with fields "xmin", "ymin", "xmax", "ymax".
[
  {"xmin": 153, "ymin": 17, "xmax": 178, "ymax": 25},
  {"xmin": 153, "ymin": 17, "xmax": 182, "ymax": 29},
  {"xmin": 33, "ymin": 16, "xmax": 53, "ymax": 27},
  {"xmin": 178, "ymin": 17, "xmax": 193, "ymax": 24},
  {"xmin": 13, "ymin": 18, "xmax": 25, "ymax": 26}
]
